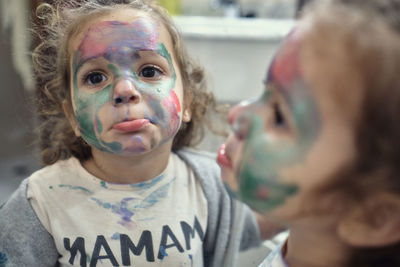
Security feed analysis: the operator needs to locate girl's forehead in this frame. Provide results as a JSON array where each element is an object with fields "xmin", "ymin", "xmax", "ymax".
[
  {"xmin": 68, "ymin": 10, "xmax": 171, "ymax": 56},
  {"xmin": 76, "ymin": 20, "xmax": 160, "ymax": 63},
  {"xmin": 266, "ymin": 29, "xmax": 304, "ymax": 96}
]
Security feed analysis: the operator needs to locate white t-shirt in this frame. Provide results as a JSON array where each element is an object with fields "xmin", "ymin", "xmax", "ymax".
[
  {"xmin": 259, "ymin": 232, "xmax": 289, "ymax": 267},
  {"xmin": 27, "ymin": 153, "xmax": 208, "ymax": 267}
]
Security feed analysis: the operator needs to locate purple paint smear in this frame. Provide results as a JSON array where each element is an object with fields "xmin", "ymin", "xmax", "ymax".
[
  {"xmin": 78, "ymin": 19, "xmax": 159, "ymax": 66},
  {"xmin": 90, "ymin": 177, "xmax": 175, "ymax": 229}
]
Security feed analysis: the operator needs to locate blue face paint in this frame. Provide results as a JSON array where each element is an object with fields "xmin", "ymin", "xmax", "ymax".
[{"xmin": 71, "ymin": 19, "xmax": 182, "ymax": 155}]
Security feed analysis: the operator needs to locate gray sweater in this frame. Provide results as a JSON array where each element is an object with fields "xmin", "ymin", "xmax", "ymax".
[{"xmin": 0, "ymin": 148, "xmax": 261, "ymax": 267}]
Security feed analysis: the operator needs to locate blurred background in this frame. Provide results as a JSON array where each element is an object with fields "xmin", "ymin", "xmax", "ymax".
[{"xmin": 0, "ymin": 0, "xmax": 296, "ymax": 230}]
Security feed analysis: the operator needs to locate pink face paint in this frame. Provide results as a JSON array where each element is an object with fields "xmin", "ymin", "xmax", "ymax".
[
  {"xmin": 268, "ymin": 30, "xmax": 303, "ymax": 94},
  {"xmin": 170, "ymin": 91, "xmax": 181, "ymax": 113},
  {"xmin": 161, "ymin": 92, "xmax": 181, "ymax": 135},
  {"xmin": 72, "ymin": 18, "xmax": 182, "ymax": 155}
]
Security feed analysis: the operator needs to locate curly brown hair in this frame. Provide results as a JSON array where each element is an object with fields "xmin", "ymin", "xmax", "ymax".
[{"xmin": 32, "ymin": 0, "xmax": 223, "ymax": 165}]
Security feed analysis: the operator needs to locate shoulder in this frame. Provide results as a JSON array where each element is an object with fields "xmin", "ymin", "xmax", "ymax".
[
  {"xmin": 175, "ymin": 148, "xmax": 220, "ymax": 178},
  {"xmin": 0, "ymin": 178, "xmax": 59, "ymax": 266},
  {"xmin": 28, "ymin": 157, "xmax": 81, "ymax": 196},
  {"xmin": 175, "ymin": 147, "xmax": 218, "ymax": 165},
  {"xmin": 175, "ymin": 148, "xmax": 223, "ymax": 196},
  {"xmin": 29, "ymin": 157, "xmax": 78, "ymax": 184},
  {"xmin": 1, "ymin": 178, "xmax": 45, "ymax": 228}
]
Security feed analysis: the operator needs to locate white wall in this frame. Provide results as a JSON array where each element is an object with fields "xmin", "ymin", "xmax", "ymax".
[{"xmin": 174, "ymin": 16, "xmax": 294, "ymax": 151}]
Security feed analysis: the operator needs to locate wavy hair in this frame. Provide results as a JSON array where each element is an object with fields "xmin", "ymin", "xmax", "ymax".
[{"xmin": 32, "ymin": 0, "xmax": 223, "ymax": 165}]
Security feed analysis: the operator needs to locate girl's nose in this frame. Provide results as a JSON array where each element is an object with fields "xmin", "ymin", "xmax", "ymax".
[
  {"xmin": 228, "ymin": 103, "xmax": 244, "ymax": 125},
  {"xmin": 112, "ymin": 78, "xmax": 140, "ymax": 105}
]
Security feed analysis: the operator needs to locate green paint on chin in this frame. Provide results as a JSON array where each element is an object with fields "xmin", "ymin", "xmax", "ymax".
[
  {"xmin": 239, "ymin": 164, "xmax": 298, "ymax": 212},
  {"xmin": 238, "ymin": 115, "xmax": 300, "ymax": 212}
]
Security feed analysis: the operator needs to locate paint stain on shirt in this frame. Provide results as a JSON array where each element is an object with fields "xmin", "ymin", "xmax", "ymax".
[{"xmin": 0, "ymin": 252, "xmax": 8, "ymax": 267}]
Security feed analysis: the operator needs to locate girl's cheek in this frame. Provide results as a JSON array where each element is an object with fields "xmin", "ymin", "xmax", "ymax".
[
  {"xmin": 238, "ymin": 115, "xmax": 299, "ymax": 212},
  {"xmin": 160, "ymin": 91, "xmax": 181, "ymax": 135},
  {"xmin": 169, "ymin": 90, "xmax": 181, "ymax": 113}
]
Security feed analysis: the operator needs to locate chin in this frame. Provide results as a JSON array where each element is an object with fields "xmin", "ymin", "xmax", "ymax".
[
  {"xmin": 220, "ymin": 166, "xmax": 240, "ymax": 193},
  {"xmin": 121, "ymin": 146, "xmax": 149, "ymax": 155}
]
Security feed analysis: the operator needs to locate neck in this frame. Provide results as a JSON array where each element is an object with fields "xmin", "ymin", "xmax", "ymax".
[
  {"xmin": 83, "ymin": 141, "xmax": 173, "ymax": 184},
  {"xmin": 285, "ymin": 218, "xmax": 351, "ymax": 267}
]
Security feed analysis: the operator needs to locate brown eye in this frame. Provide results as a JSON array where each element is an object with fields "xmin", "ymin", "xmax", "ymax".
[
  {"xmin": 85, "ymin": 72, "xmax": 107, "ymax": 85},
  {"xmin": 273, "ymin": 103, "xmax": 286, "ymax": 127},
  {"xmin": 141, "ymin": 67, "xmax": 156, "ymax": 77},
  {"xmin": 139, "ymin": 66, "xmax": 163, "ymax": 79}
]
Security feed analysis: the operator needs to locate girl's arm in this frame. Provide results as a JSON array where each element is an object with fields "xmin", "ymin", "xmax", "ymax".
[{"xmin": 0, "ymin": 179, "xmax": 59, "ymax": 267}]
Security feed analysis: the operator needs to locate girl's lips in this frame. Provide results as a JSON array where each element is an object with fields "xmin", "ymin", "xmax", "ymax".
[
  {"xmin": 112, "ymin": 119, "xmax": 150, "ymax": 132},
  {"xmin": 217, "ymin": 143, "xmax": 233, "ymax": 169}
]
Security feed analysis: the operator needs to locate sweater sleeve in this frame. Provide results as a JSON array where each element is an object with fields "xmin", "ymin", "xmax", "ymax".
[
  {"xmin": 176, "ymin": 148, "xmax": 261, "ymax": 267},
  {"xmin": 0, "ymin": 178, "xmax": 59, "ymax": 267}
]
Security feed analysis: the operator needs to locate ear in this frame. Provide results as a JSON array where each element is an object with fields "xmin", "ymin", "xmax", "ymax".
[
  {"xmin": 182, "ymin": 90, "xmax": 192, "ymax": 123},
  {"xmin": 338, "ymin": 193, "xmax": 400, "ymax": 247},
  {"xmin": 182, "ymin": 108, "xmax": 191, "ymax": 123},
  {"xmin": 62, "ymin": 100, "xmax": 81, "ymax": 137}
]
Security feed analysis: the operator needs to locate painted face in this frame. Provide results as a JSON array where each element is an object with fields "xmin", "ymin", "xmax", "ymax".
[
  {"xmin": 220, "ymin": 31, "xmax": 321, "ymax": 213},
  {"xmin": 70, "ymin": 16, "xmax": 183, "ymax": 155}
]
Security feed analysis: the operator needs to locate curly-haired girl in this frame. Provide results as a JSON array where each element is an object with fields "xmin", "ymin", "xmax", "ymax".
[{"xmin": 0, "ymin": 1, "xmax": 261, "ymax": 266}]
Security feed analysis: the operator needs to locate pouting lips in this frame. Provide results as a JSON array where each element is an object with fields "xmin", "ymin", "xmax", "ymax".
[
  {"xmin": 112, "ymin": 119, "xmax": 150, "ymax": 132},
  {"xmin": 217, "ymin": 143, "xmax": 233, "ymax": 169}
]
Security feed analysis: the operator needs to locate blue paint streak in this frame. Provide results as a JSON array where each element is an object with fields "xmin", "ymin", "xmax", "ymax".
[
  {"xmin": 159, "ymin": 246, "xmax": 168, "ymax": 260},
  {"xmin": 130, "ymin": 174, "xmax": 164, "ymax": 190},
  {"xmin": 189, "ymin": 254, "xmax": 193, "ymax": 267},
  {"xmin": 90, "ymin": 178, "xmax": 175, "ymax": 228},
  {"xmin": 91, "ymin": 197, "xmax": 136, "ymax": 225},
  {"xmin": 59, "ymin": 184, "xmax": 93, "ymax": 194},
  {"xmin": 0, "ymin": 252, "xmax": 8, "ymax": 267},
  {"xmin": 139, "ymin": 217, "xmax": 156, "ymax": 221},
  {"xmin": 111, "ymin": 233, "xmax": 121, "ymax": 240},
  {"xmin": 100, "ymin": 181, "xmax": 108, "ymax": 189},
  {"xmin": 134, "ymin": 178, "xmax": 175, "ymax": 209}
]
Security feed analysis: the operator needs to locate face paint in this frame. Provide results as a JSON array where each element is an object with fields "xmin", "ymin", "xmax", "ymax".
[
  {"xmin": 71, "ymin": 19, "xmax": 181, "ymax": 155},
  {"xmin": 0, "ymin": 252, "xmax": 8, "ymax": 266},
  {"xmin": 237, "ymin": 31, "xmax": 320, "ymax": 212}
]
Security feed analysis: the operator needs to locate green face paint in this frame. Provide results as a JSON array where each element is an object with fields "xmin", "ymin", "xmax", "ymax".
[
  {"xmin": 73, "ymin": 73, "xmax": 123, "ymax": 153},
  {"xmin": 236, "ymin": 32, "xmax": 320, "ymax": 212},
  {"xmin": 70, "ymin": 19, "xmax": 181, "ymax": 155}
]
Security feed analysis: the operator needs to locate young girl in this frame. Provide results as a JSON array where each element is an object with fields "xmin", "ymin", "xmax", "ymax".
[
  {"xmin": 218, "ymin": 0, "xmax": 400, "ymax": 266},
  {"xmin": 0, "ymin": 0, "xmax": 261, "ymax": 266}
]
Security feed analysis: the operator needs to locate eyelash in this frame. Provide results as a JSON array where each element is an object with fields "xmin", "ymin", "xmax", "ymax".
[
  {"xmin": 80, "ymin": 63, "xmax": 166, "ymax": 87},
  {"xmin": 138, "ymin": 65, "xmax": 165, "ymax": 79},
  {"xmin": 82, "ymin": 71, "xmax": 108, "ymax": 86}
]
